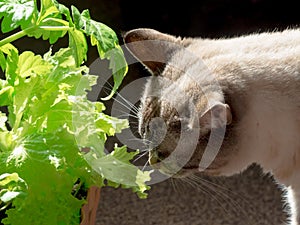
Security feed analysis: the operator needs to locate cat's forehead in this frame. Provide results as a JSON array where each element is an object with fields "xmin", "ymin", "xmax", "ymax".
[{"xmin": 141, "ymin": 75, "xmax": 204, "ymax": 118}]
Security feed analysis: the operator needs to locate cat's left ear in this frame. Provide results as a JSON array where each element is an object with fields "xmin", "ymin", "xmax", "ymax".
[
  {"xmin": 123, "ymin": 28, "xmax": 181, "ymax": 75},
  {"xmin": 200, "ymin": 103, "xmax": 232, "ymax": 129}
]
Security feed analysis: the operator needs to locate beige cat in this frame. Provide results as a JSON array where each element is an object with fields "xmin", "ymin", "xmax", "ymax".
[{"xmin": 124, "ymin": 28, "xmax": 300, "ymax": 224}]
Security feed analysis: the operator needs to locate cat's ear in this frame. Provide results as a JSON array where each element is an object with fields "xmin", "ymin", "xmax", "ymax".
[
  {"xmin": 200, "ymin": 103, "xmax": 232, "ymax": 129},
  {"xmin": 123, "ymin": 28, "xmax": 181, "ymax": 75}
]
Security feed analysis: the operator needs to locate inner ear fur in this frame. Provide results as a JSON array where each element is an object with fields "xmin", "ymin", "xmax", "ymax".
[
  {"xmin": 123, "ymin": 28, "xmax": 181, "ymax": 75},
  {"xmin": 200, "ymin": 103, "xmax": 232, "ymax": 129}
]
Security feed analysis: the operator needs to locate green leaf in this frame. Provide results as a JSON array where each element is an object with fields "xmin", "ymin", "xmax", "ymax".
[
  {"xmin": 1, "ymin": 44, "xmax": 19, "ymax": 85},
  {"xmin": 95, "ymin": 113, "xmax": 128, "ymax": 136},
  {"xmin": 0, "ymin": 0, "xmax": 36, "ymax": 33},
  {"xmin": 71, "ymin": 6, "xmax": 118, "ymax": 58},
  {"xmin": 0, "ymin": 44, "xmax": 18, "ymax": 72},
  {"xmin": 38, "ymin": 0, "xmax": 59, "ymax": 22},
  {"xmin": 2, "ymin": 159, "xmax": 84, "ymax": 225},
  {"xmin": 0, "ymin": 112, "xmax": 7, "ymax": 131},
  {"xmin": 24, "ymin": 0, "xmax": 69, "ymax": 44},
  {"xmin": 18, "ymin": 51, "xmax": 52, "ymax": 78},
  {"xmin": 71, "ymin": 6, "xmax": 128, "ymax": 99},
  {"xmin": 68, "ymin": 29, "xmax": 88, "ymax": 66},
  {"xmin": 0, "ymin": 80, "xmax": 13, "ymax": 106},
  {"xmin": 56, "ymin": 2, "xmax": 73, "ymax": 25},
  {"xmin": 0, "ymin": 51, "xmax": 6, "ymax": 71},
  {"xmin": 87, "ymin": 145, "xmax": 152, "ymax": 198},
  {"xmin": 0, "ymin": 173, "xmax": 27, "ymax": 204},
  {"xmin": 0, "ymin": 190, "xmax": 20, "ymax": 202},
  {"xmin": 27, "ymin": 18, "xmax": 69, "ymax": 44},
  {"xmin": 101, "ymin": 46, "xmax": 128, "ymax": 100}
]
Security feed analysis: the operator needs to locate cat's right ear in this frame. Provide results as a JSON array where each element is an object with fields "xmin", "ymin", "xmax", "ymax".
[{"xmin": 123, "ymin": 28, "xmax": 181, "ymax": 75}]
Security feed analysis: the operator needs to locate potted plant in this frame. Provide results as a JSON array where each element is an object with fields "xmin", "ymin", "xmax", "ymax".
[{"xmin": 0, "ymin": 0, "xmax": 151, "ymax": 224}]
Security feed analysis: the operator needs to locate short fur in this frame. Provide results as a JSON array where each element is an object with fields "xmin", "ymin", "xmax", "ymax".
[{"xmin": 124, "ymin": 28, "xmax": 300, "ymax": 224}]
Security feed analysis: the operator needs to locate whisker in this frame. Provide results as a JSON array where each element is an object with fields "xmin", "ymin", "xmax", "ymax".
[
  {"xmin": 101, "ymin": 85, "xmax": 139, "ymax": 115},
  {"xmin": 182, "ymin": 177, "xmax": 231, "ymax": 216},
  {"xmin": 142, "ymin": 160, "xmax": 149, "ymax": 171},
  {"xmin": 116, "ymin": 93, "xmax": 140, "ymax": 114},
  {"xmin": 112, "ymin": 97, "xmax": 139, "ymax": 115},
  {"xmin": 111, "ymin": 107, "xmax": 138, "ymax": 117},
  {"xmin": 190, "ymin": 174, "xmax": 252, "ymax": 206},
  {"xmin": 117, "ymin": 113, "xmax": 139, "ymax": 119},
  {"xmin": 170, "ymin": 178, "xmax": 178, "ymax": 193},
  {"xmin": 101, "ymin": 81, "xmax": 140, "ymax": 114},
  {"xmin": 188, "ymin": 175, "xmax": 252, "ymax": 225},
  {"xmin": 133, "ymin": 150, "xmax": 149, "ymax": 163},
  {"xmin": 125, "ymin": 138, "xmax": 153, "ymax": 147}
]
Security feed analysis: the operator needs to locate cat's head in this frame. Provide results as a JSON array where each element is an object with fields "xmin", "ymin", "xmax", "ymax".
[{"xmin": 124, "ymin": 28, "xmax": 233, "ymax": 178}]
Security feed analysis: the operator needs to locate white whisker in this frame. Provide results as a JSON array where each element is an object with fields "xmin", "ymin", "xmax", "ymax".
[
  {"xmin": 133, "ymin": 150, "xmax": 149, "ymax": 163},
  {"xmin": 142, "ymin": 160, "xmax": 149, "ymax": 171},
  {"xmin": 182, "ymin": 177, "xmax": 231, "ymax": 216},
  {"xmin": 187, "ymin": 175, "xmax": 252, "ymax": 225}
]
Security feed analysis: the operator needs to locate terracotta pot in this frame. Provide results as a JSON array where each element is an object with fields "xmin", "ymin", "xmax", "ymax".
[{"xmin": 80, "ymin": 187, "xmax": 101, "ymax": 225}]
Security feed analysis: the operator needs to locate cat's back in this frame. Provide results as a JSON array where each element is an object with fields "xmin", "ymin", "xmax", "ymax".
[
  {"xmin": 178, "ymin": 28, "xmax": 300, "ymax": 86},
  {"xmin": 184, "ymin": 28, "xmax": 300, "ymax": 60}
]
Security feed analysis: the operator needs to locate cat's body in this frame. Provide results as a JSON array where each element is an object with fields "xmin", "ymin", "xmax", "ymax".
[{"xmin": 124, "ymin": 28, "xmax": 300, "ymax": 224}]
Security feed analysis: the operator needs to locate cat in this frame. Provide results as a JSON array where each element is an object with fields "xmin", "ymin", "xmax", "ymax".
[{"xmin": 123, "ymin": 28, "xmax": 300, "ymax": 224}]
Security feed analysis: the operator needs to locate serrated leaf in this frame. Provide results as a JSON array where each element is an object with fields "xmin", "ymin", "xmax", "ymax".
[
  {"xmin": 86, "ymin": 145, "xmax": 152, "ymax": 198},
  {"xmin": 18, "ymin": 51, "xmax": 52, "ymax": 78},
  {"xmin": 71, "ymin": 6, "xmax": 118, "ymax": 58},
  {"xmin": 95, "ymin": 113, "xmax": 128, "ymax": 136},
  {"xmin": 2, "ymin": 158, "xmax": 84, "ymax": 225},
  {"xmin": 70, "ymin": 6, "xmax": 128, "ymax": 99},
  {"xmin": 27, "ymin": 18, "xmax": 68, "ymax": 44},
  {"xmin": 0, "ymin": 0, "xmax": 36, "ymax": 33}
]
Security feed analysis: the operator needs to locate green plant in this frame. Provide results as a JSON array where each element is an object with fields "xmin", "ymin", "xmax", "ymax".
[{"xmin": 0, "ymin": 0, "xmax": 151, "ymax": 224}]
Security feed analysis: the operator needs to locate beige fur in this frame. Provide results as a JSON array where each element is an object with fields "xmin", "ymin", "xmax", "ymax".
[{"xmin": 124, "ymin": 28, "xmax": 300, "ymax": 225}]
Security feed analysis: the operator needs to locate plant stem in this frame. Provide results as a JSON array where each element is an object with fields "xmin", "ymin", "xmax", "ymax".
[
  {"xmin": 0, "ymin": 30, "xmax": 28, "ymax": 47},
  {"xmin": 38, "ymin": 26, "xmax": 70, "ymax": 31},
  {"xmin": 0, "ymin": 26, "xmax": 70, "ymax": 47}
]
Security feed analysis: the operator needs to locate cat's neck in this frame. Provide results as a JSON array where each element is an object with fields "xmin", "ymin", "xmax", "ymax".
[{"xmin": 220, "ymin": 72, "xmax": 300, "ymax": 186}]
